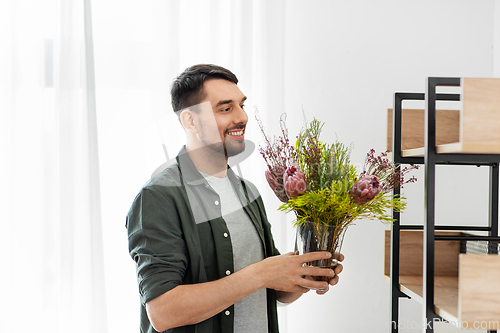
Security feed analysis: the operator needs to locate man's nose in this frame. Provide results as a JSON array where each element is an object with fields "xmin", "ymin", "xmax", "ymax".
[{"xmin": 234, "ymin": 105, "xmax": 248, "ymax": 124}]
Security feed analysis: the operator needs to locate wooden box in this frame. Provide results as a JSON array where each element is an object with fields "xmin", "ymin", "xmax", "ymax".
[{"xmin": 387, "ymin": 78, "xmax": 500, "ymax": 156}]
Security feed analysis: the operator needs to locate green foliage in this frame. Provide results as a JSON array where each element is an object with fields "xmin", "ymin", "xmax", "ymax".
[{"xmin": 295, "ymin": 118, "xmax": 352, "ymax": 192}]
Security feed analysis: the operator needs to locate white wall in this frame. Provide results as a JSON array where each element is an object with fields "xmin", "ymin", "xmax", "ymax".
[{"xmin": 276, "ymin": 1, "xmax": 496, "ymax": 332}]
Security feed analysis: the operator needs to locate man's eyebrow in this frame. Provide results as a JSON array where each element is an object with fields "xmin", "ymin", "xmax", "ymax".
[
  {"xmin": 215, "ymin": 96, "xmax": 247, "ymax": 107},
  {"xmin": 216, "ymin": 99, "xmax": 233, "ymax": 107}
]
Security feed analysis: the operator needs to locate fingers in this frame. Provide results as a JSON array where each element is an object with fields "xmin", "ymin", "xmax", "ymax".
[
  {"xmin": 334, "ymin": 263, "xmax": 343, "ymax": 275},
  {"xmin": 301, "ymin": 265, "xmax": 335, "ymax": 277},
  {"xmin": 298, "ymin": 277, "xmax": 330, "ymax": 291},
  {"xmin": 313, "ymin": 271, "xmax": 339, "ymax": 295},
  {"xmin": 274, "ymin": 251, "xmax": 344, "ymax": 293},
  {"xmin": 296, "ymin": 250, "xmax": 331, "ymax": 261},
  {"xmin": 316, "ymin": 285, "xmax": 329, "ymax": 295},
  {"xmin": 329, "ymin": 274, "xmax": 339, "ymax": 286},
  {"xmin": 294, "ymin": 251, "xmax": 344, "ymax": 264}
]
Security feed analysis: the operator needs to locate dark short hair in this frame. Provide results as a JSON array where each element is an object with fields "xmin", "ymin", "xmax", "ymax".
[{"xmin": 170, "ymin": 64, "xmax": 238, "ymax": 113}]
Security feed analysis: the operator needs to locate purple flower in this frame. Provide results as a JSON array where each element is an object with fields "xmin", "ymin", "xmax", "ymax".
[
  {"xmin": 349, "ymin": 175, "xmax": 382, "ymax": 204},
  {"xmin": 362, "ymin": 149, "xmax": 419, "ymax": 193},
  {"xmin": 283, "ymin": 166, "xmax": 307, "ymax": 198}
]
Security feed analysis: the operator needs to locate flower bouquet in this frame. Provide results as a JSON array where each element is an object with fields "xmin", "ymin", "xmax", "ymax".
[{"xmin": 257, "ymin": 114, "xmax": 418, "ymax": 285}]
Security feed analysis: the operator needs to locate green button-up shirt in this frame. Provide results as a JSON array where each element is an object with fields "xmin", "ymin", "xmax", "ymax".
[{"xmin": 126, "ymin": 146, "xmax": 280, "ymax": 333}]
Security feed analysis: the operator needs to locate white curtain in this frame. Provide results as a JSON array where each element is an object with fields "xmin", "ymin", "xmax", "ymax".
[
  {"xmin": 2, "ymin": 0, "xmax": 286, "ymax": 332},
  {"xmin": 92, "ymin": 0, "xmax": 288, "ymax": 331},
  {"xmin": 0, "ymin": 1, "xmax": 107, "ymax": 332}
]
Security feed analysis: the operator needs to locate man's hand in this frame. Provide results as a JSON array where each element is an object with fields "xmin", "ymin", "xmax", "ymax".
[{"xmin": 255, "ymin": 251, "xmax": 343, "ymax": 294}]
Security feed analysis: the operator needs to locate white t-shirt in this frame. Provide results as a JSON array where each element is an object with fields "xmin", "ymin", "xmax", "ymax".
[{"xmin": 201, "ymin": 171, "xmax": 268, "ymax": 333}]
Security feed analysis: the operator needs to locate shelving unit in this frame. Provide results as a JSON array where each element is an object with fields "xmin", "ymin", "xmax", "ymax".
[{"xmin": 386, "ymin": 77, "xmax": 500, "ymax": 332}]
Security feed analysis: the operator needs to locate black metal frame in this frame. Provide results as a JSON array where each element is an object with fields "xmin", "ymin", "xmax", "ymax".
[{"xmin": 390, "ymin": 77, "xmax": 500, "ymax": 333}]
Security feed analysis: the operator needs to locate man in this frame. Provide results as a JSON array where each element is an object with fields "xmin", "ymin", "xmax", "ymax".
[{"xmin": 126, "ymin": 64, "xmax": 343, "ymax": 333}]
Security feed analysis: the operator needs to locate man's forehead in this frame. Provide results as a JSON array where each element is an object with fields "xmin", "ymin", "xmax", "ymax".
[{"xmin": 203, "ymin": 79, "xmax": 245, "ymax": 102}]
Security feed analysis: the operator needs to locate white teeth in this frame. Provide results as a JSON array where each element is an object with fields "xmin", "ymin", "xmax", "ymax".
[{"xmin": 228, "ymin": 130, "xmax": 243, "ymax": 136}]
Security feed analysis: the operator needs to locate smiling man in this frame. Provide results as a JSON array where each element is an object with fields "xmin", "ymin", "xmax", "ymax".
[{"xmin": 126, "ymin": 64, "xmax": 343, "ymax": 333}]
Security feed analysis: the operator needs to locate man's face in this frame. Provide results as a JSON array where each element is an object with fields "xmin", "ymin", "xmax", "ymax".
[{"xmin": 195, "ymin": 79, "xmax": 248, "ymax": 157}]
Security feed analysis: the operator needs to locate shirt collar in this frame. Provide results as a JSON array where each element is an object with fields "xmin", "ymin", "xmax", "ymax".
[{"xmin": 176, "ymin": 146, "xmax": 243, "ymax": 190}]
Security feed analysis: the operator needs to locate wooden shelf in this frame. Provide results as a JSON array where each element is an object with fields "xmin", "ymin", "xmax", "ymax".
[
  {"xmin": 384, "ymin": 275, "xmax": 459, "ymax": 322},
  {"xmin": 388, "ymin": 78, "xmax": 500, "ymax": 156},
  {"xmin": 384, "ymin": 230, "xmax": 500, "ymax": 330}
]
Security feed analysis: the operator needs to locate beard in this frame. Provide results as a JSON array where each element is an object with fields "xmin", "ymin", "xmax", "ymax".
[
  {"xmin": 224, "ymin": 137, "xmax": 246, "ymax": 157},
  {"xmin": 198, "ymin": 123, "xmax": 246, "ymax": 158},
  {"xmin": 200, "ymin": 137, "xmax": 245, "ymax": 158}
]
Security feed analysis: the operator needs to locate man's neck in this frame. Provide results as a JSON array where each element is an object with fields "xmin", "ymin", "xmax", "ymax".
[{"xmin": 186, "ymin": 144, "xmax": 228, "ymax": 178}]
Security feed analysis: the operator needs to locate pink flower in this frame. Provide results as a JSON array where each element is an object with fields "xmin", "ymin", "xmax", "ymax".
[
  {"xmin": 349, "ymin": 175, "xmax": 382, "ymax": 204},
  {"xmin": 265, "ymin": 169, "xmax": 288, "ymax": 203},
  {"xmin": 283, "ymin": 166, "xmax": 307, "ymax": 198},
  {"xmin": 265, "ymin": 169, "xmax": 278, "ymax": 189}
]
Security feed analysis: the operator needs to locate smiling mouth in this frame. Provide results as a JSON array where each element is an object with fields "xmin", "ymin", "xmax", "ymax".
[
  {"xmin": 226, "ymin": 129, "xmax": 245, "ymax": 138},
  {"xmin": 227, "ymin": 130, "xmax": 244, "ymax": 136}
]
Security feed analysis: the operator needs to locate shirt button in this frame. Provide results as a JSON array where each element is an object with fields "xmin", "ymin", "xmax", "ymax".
[
  {"xmin": 225, "ymin": 310, "xmax": 230, "ymax": 316},
  {"xmin": 214, "ymin": 200, "xmax": 219, "ymax": 206},
  {"xmin": 223, "ymin": 232, "xmax": 228, "ymax": 238},
  {"xmin": 225, "ymin": 270, "xmax": 231, "ymax": 276}
]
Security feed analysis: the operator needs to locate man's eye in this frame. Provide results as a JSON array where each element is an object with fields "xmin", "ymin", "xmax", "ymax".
[
  {"xmin": 240, "ymin": 104, "xmax": 245, "ymax": 110},
  {"xmin": 221, "ymin": 107, "xmax": 230, "ymax": 112}
]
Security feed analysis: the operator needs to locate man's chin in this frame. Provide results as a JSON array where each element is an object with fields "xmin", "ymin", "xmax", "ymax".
[
  {"xmin": 201, "ymin": 139, "xmax": 245, "ymax": 158},
  {"xmin": 225, "ymin": 140, "xmax": 245, "ymax": 158}
]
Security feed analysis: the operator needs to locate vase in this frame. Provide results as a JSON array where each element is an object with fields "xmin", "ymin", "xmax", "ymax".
[{"xmin": 294, "ymin": 221, "xmax": 346, "ymax": 289}]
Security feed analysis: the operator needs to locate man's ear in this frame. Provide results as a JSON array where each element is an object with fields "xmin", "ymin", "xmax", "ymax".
[{"xmin": 180, "ymin": 109, "xmax": 197, "ymax": 133}]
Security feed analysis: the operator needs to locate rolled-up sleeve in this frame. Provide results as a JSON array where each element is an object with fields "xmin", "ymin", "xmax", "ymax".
[{"xmin": 126, "ymin": 186, "xmax": 188, "ymax": 305}]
